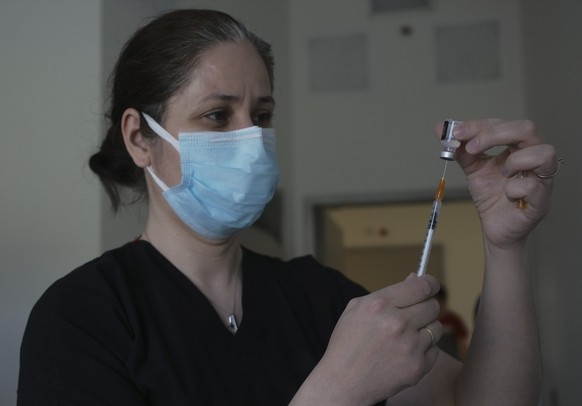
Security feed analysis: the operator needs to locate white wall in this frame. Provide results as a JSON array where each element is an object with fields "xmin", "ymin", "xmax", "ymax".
[
  {"xmin": 521, "ymin": 1, "xmax": 582, "ymax": 404},
  {"xmin": 0, "ymin": 1, "xmax": 103, "ymax": 403}
]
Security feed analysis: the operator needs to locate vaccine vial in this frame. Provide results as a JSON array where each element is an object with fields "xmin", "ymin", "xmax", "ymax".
[{"xmin": 440, "ymin": 119, "xmax": 462, "ymax": 160}]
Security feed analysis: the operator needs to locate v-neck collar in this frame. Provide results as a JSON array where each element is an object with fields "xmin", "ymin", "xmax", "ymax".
[{"xmin": 135, "ymin": 240, "xmax": 268, "ymax": 342}]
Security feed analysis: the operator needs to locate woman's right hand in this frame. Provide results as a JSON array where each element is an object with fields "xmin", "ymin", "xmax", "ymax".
[{"xmin": 292, "ymin": 274, "xmax": 443, "ymax": 405}]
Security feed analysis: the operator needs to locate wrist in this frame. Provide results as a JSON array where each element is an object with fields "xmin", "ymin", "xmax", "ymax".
[
  {"xmin": 290, "ymin": 376, "xmax": 347, "ymax": 406},
  {"xmin": 482, "ymin": 232, "xmax": 529, "ymax": 258},
  {"xmin": 290, "ymin": 360, "xmax": 364, "ymax": 406}
]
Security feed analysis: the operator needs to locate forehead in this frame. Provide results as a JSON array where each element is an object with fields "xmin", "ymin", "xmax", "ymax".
[{"xmin": 176, "ymin": 40, "xmax": 272, "ymax": 100}]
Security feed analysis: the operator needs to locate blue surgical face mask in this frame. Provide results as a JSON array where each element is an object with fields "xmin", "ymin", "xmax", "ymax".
[{"xmin": 142, "ymin": 113, "xmax": 280, "ymax": 240}]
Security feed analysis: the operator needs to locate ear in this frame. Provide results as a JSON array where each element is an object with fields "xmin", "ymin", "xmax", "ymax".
[{"xmin": 121, "ymin": 108, "xmax": 152, "ymax": 168}]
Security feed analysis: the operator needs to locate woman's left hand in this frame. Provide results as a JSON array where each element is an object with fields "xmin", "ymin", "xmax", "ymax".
[{"xmin": 443, "ymin": 119, "xmax": 558, "ymax": 248}]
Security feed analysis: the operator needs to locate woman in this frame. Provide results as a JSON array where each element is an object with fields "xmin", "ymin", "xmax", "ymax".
[{"xmin": 18, "ymin": 9, "xmax": 556, "ymax": 405}]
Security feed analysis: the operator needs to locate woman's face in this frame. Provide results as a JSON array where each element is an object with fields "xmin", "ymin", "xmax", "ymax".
[
  {"xmin": 151, "ymin": 39, "xmax": 275, "ymax": 187},
  {"xmin": 165, "ymin": 39, "xmax": 274, "ymax": 132}
]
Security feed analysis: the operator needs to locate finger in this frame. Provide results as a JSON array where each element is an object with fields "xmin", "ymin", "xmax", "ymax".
[
  {"xmin": 398, "ymin": 297, "xmax": 441, "ymax": 330},
  {"xmin": 423, "ymin": 345, "xmax": 440, "ymax": 376},
  {"xmin": 452, "ymin": 119, "xmax": 543, "ymax": 154},
  {"xmin": 505, "ymin": 175, "xmax": 534, "ymax": 205},
  {"xmin": 506, "ymin": 174, "xmax": 553, "ymax": 209},
  {"xmin": 410, "ymin": 327, "xmax": 443, "ymax": 389},
  {"xmin": 503, "ymin": 144, "xmax": 557, "ymax": 178},
  {"xmin": 434, "ymin": 119, "xmax": 504, "ymax": 141},
  {"xmin": 375, "ymin": 275, "xmax": 440, "ymax": 308},
  {"xmin": 420, "ymin": 321, "xmax": 443, "ymax": 350}
]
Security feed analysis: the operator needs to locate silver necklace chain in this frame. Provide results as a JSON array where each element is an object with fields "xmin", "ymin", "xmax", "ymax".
[{"xmin": 140, "ymin": 233, "xmax": 240, "ymax": 334}]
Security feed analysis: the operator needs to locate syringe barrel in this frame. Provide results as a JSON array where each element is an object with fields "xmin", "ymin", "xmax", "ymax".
[
  {"xmin": 427, "ymin": 200, "xmax": 442, "ymax": 229},
  {"xmin": 417, "ymin": 200, "xmax": 442, "ymax": 276}
]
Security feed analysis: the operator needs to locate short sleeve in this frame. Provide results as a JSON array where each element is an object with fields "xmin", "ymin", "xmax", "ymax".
[{"xmin": 17, "ymin": 272, "xmax": 147, "ymax": 405}]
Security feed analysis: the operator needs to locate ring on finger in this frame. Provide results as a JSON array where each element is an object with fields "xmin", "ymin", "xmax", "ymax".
[
  {"xmin": 536, "ymin": 157, "xmax": 565, "ymax": 179},
  {"xmin": 423, "ymin": 327, "xmax": 435, "ymax": 346}
]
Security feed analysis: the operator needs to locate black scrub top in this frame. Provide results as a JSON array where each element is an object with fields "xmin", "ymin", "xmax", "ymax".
[{"xmin": 18, "ymin": 240, "xmax": 370, "ymax": 405}]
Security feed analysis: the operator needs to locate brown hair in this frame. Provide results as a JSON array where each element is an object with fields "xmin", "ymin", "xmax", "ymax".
[{"xmin": 89, "ymin": 9, "xmax": 274, "ymax": 210}]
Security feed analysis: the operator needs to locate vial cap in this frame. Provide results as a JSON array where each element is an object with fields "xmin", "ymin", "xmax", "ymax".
[{"xmin": 440, "ymin": 150, "xmax": 455, "ymax": 160}]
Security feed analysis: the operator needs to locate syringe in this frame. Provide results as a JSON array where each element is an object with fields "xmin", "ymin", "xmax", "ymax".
[{"xmin": 416, "ymin": 162, "xmax": 448, "ymax": 276}]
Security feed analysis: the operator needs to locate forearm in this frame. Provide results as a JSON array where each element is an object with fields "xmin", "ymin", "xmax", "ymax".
[
  {"xmin": 455, "ymin": 240, "xmax": 542, "ymax": 405},
  {"xmin": 289, "ymin": 362, "xmax": 358, "ymax": 406}
]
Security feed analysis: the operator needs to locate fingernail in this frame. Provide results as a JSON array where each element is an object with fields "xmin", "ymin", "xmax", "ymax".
[
  {"xmin": 465, "ymin": 138, "xmax": 478, "ymax": 153},
  {"xmin": 452, "ymin": 123, "xmax": 466, "ymax": 139}
]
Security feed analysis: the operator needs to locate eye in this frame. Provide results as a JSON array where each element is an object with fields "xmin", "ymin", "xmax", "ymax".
[
  {"xmin": 204, "ymin": 109, "xmax": 230, "ymax": 124},
  {"xmin": 253, "ymin": 111, "xmax": 274, "ymax": 127}
]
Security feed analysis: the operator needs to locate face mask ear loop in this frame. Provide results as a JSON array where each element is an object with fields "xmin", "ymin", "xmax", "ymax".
[
  {"xmin": 141, "ymin": 112, "xmax": 180, "ymax": 151},
  {"xmin": 146, "ymin": 166, "xmax": 170, "ymax": 192}
]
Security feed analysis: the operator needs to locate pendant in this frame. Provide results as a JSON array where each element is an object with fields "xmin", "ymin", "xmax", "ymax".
[{"xmin": 227, "ymin": 313, "xmax": 238, "ymax": 334}]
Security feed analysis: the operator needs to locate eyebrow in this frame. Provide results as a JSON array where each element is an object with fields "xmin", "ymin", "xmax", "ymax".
[{"xmin": 201, "ymin": 93, "xmax": 276, "ymax": 105}]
